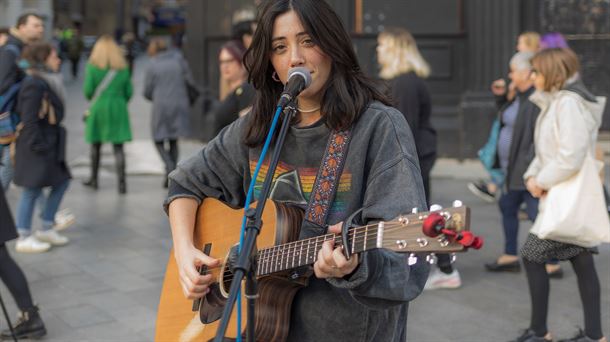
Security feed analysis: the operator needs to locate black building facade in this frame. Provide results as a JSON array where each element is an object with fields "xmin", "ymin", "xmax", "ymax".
[{"xmin": 184, "ymin": 0, "xmax": 610, "ymax": 158}]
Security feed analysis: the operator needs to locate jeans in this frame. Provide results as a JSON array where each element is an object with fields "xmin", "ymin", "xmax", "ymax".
[
  {"xmin": 0, "ymin": 145, "xmax": 13, "ymax": 191},
  {"xmin": 16, "ymin": 179, "xmax": 70, "ymax": 236},
  {"xmin": 498, "ymin": 189, "xmax": 538, "ymax": 255}
]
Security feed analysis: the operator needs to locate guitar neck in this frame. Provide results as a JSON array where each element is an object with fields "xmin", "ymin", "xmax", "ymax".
[{"xmin": 256, "ymin": 223, "xmax": 382, "ymax": 276}]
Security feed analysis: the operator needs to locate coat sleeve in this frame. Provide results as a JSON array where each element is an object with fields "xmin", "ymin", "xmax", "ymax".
[
  {"xmin": 209, "ymin": 91, "xmax": 240, "ymax": 134},
  {"xmin": 125, "ymin": 72, "xmax": 133, "ymax": 101},
  {"xmin": 180, "ymin": 55, "xmax": 196, "ymax": 85},
  {"xmin": 143, "ymin": 67, "xmax": 154, "ymax": 101},
  {"xmin": 326, "ymin": 109, "xmax": 430, "ymax": 309},
  {"xmin": 18, "ymin": 82, "xmax": 50, "ymax": 153},
  {"xmin": 164, "ymin": 117, "xmax": 250, "ymax": 212},
  {"xmin": 0, "ymin": 48, "xmax": 19, "ymax": 94},
  {"xmin": 535, "ymin": 96, "xmax": 590, "ymax": 189},
  {"xmin": 523, "ymin": 155, "xmax": 541, "ymax": 182},
  {"xmin": 392, "ymin": 76, "xmax": 420, "ymax": 144}
]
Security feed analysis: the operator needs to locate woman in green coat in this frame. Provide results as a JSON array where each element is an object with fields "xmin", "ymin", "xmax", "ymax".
[{"xmin": 82, "ymin": 35, "xmax": 132, "ymax": 194}]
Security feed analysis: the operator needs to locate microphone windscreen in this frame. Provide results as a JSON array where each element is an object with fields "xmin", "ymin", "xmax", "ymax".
[{"xmin": 287, "ymin": 67, "xmax": 312, "ymax": 88}]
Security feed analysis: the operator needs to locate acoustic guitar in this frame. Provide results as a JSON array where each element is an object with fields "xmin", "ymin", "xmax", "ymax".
[{"xmin": 156, "ymin": 198, "xmax": 477, "ymax": 342}]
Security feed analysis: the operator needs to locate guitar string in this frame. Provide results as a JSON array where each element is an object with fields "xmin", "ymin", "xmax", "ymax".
[
  {"xmin": 209, "ymin": 223, "xmax": 399, "ymax": 280},
  {"xmin": 218, "ymin": 221, "xmax": 460, "ymax": 282},
  {"xmin": 255, "ymin": 220, "xmax": 429, "ymax": 263},
  {"xmin": 205, "ymin": 210, "xmax": 464, "ymax": 278},
  {"xmin": 205, "ymin": 219, "xmax": 439, "ymax": 278}
]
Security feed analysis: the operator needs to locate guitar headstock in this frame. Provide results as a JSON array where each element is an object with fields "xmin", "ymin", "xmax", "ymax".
[{"xmin": 379, "ymin": 202, "xmax": 476, "ymax": 255}]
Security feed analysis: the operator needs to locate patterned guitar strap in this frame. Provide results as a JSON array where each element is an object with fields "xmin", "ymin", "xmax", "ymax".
[{"xmin": 304, "ymin": 128, "xmax": 352, "ymax": 228}]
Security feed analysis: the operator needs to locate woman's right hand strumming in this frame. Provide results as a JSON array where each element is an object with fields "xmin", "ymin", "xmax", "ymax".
[
  {"xmin": 174, "ymin": 243, "xmax": 219, "ymax": 299},
  {"xmin": 169, "ymin": 198, "xmax": 220, "ymax": 299}
]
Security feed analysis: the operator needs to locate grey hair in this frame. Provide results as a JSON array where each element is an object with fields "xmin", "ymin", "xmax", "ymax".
[{"xmin": 510, "ymin": 51, "xmax": 534, "ymax": 71}]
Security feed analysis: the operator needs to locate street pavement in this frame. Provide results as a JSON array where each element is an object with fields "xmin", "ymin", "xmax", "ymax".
[{"xmin": 2, "ymin": 56, "xmax": 609, "ymax": 341}]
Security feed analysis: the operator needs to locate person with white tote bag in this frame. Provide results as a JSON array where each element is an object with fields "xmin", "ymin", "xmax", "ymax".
[{"xmin": 508, "ymin": 48, "xmax": 609, "ymax": 342}]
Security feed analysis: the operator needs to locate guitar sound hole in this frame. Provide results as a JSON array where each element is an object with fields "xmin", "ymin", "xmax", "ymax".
[{"xmin": 199, "ymin": 283, "xmax": 225, "ymax": 324}]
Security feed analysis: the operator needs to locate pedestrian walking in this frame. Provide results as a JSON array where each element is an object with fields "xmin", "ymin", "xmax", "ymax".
[
  {"xmin": 82, "ymin": 35, "xmax": 133, "ymax": 194},
  {"xmin": 511, "ymin": 48, "xmax": 607, "ymax": 342},
  {"xmin": 377, "ymin": 27, "xmax": 459, "ymax": 290},
  {"xmin": 121, "ymin": 32, "xmax": 136, "ymax": 76},
  {"xmin": 0, "ymin": 13, "xmax": 44, "ymax": 190},
  {"xmin": 13, "ymin": 42, "xmax": 71, "ymax": 253},
  {"xmin": 469, "ymin": 31, "xmax": 541, "ymax": 202},
  {"xmin": 483, "ymin": 52, "xmax": 544, "ymax": 273},
  {"xmin": 144, "ymin": 38, "xmax": 193, "ymax": 187},
  {"xmin": 65, "ymin": 27, "xmax": 84, "ymax": 79}
]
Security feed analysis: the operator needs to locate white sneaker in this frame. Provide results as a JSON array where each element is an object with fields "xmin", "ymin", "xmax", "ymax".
[
  {"xmin": 54, "ymin": 209, "xmax": 75, "ymax": 231},
  {"xmin": 35, "ymin": 230, "xmax": 69, "ymax": 246},
  {"xmin": 15, "ymin": 236, "xmax": 51, "ymax": 253},
  {"xmin": 424, "ymin": 268, "xmax": 462, "ymax": 290}
]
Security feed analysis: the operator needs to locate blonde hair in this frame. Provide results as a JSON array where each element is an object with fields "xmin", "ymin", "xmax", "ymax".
[
  {"xmin": 378, "ymin": 28, "xmax": 430, "ymax": 79},
  {"xmin": 519, "ymin": 31, "xmax": 541, "ymax": 52},
  {"xmin": 88, "ymin": 35, "xmax": 127, "ymax": 70},
  {"xmin": 531, "ymin": 48, "xmax": 580, "ymax": 92}
]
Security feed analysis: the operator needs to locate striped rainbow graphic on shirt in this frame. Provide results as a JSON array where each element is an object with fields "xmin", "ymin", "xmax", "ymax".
[{"xmin": 249, "ymin": 160, "xmax": 352, "ymax": 219}]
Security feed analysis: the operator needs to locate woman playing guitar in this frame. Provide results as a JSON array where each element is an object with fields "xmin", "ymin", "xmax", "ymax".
[{"xmin": 164, "ymin": 0, "xmax": 430, "ymax": 340}]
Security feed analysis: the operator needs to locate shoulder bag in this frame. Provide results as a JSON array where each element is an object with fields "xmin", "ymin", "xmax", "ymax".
[{"xmin": 83, "ymin": 70, "xmax": 116, "ymax": 121}]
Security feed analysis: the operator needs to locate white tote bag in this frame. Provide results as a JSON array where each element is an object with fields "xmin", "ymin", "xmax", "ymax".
[{"xmin": 531, "ymin": 153, "xmax": 610, "ymax": 247}]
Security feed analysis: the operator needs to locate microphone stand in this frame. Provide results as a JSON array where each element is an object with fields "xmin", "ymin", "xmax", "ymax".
[{"xmin": 214, "ymin": 101, "xmax": 298, "ymax": 342}]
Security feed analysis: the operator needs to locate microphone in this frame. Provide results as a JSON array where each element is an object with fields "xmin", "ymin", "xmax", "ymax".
[{"xmin": 277, "ymin": 67, "xmax": 312, "ymax": 107}]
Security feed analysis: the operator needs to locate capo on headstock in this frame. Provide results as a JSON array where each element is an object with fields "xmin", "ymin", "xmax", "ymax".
[
  {"xmin": 422, "ymin": 212, "xmax": 483, "ymax": 250},
  {"xmin": 339, "ymin": 208, "xmax": 364, "ymax": 260}
]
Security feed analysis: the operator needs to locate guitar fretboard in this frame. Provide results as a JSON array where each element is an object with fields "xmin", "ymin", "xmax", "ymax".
[{"xmin": 255, "ymin": 222, "xmax": 384, "ymax": 276}]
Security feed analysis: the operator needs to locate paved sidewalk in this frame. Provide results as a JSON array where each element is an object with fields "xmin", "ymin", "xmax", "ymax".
[{"xmin": 1, "ymin": 57, "xmax": 608, "ymax": 341}]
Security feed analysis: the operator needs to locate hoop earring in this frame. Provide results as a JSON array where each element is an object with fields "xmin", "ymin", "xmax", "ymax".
[{"xmin": 272, "ymin": 71, "xmax": 281, "ymax": 82}]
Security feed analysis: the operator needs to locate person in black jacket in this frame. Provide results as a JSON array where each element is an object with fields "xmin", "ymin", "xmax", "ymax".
[
  {"xmin": 0, "ymin": 185, "xmax": 47, "ymax": 339},
  {"xmin": 206, "ymin": 40, "xmax": 255, "ymax": 137},
  {"xmin": 13, "ymin": 42, "xmax": 71, "ymax": 253},
  {"xmin": 0, "ymin": 13, "xmax": 44, "ymax": 190},
  {"xmin": 377, "ymin": 28, "xmax": 459, "ymax": 290},
  {"xmin": 0, "ymin": 13, "xmax": 44, "ymax": 94}
]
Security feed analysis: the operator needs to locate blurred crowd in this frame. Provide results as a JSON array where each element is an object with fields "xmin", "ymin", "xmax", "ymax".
[{"xmin": 0, "ymin": 5, "xmax": 608, "ymax": 342}]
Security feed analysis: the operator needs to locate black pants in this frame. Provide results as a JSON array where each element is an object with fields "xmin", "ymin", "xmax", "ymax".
[
  {"xmin": 70, "ymin": 58, "xmax": 79, "ymax": 78},
  {"xmin": 155, "ymin": 139, "xmax": 178, "ymax": 174},
  {"xmin": 524, "ymin": 251, "xmax": 603, "ymax": 339},
  {"xmin": 0, "ymin": 244, "xmax": 34, "ymax": 311}
]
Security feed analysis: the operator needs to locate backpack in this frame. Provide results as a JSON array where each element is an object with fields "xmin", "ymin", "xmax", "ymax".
[
  {"xmin": 0, "ymin": 44, "xmax": 24, "ymax": 146},
  {"xmin": 0, "ymin": 81, "xmax": 23, "ymax": 145}
]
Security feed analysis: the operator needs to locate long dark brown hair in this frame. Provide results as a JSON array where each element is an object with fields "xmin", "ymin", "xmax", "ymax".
[{"xmin": 243, "ymin": 0, "xmax": 390, "ymax": 147}]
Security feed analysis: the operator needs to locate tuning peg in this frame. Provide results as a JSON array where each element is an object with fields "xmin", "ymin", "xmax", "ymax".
[
  {"xmin": 408, "ymin": 253, "xmax": 418, "ymax": 266},
  {"xmin": 471, "ymin": 236, "xmax": 484, "ymax": 249},
  {"xmin": 429, "ymin": 204, "xmax": 442, "ymax": 212},
  {"xmin": 452, "ymin": 200, "xmax": 463, "ymax": 208},
  {"xmin": 411, "ymin": 207, "xmax": 419, "ymax": 214},
  {"xmin": 425, "ymin": 253, "xmax": 437, "ymax": 265},
  {"xmin": 422, "ymin": 213, "xmax": 445, "ymax": 237}
]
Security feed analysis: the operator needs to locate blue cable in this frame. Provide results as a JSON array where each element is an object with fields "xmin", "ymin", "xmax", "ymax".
[{"xmin": 235, "ymin": 105, "xmax": 283, "ymax": 341}]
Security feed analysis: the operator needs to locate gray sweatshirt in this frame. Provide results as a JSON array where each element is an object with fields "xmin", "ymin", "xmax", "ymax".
[{"xmin": 165, "ymin": 101, "xmax": 430, "ymax": 341}]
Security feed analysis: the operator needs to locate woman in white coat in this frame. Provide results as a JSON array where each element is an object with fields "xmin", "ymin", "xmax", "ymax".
[{"xmin": 512, "ymin": 48, "xmax": 607, "ymax": 342}]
